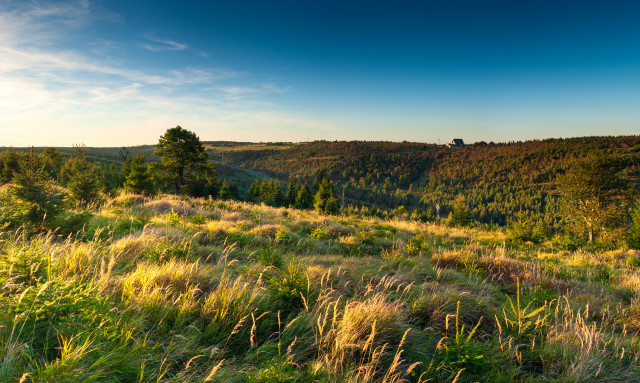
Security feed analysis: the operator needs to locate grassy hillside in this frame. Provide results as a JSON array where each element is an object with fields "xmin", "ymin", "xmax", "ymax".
[{"xmin": 1, "ymin": 194, "xmax": 640, "ymax": 382}]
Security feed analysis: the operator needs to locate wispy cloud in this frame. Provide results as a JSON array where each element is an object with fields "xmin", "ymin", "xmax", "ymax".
[
  {"xmin": 139, "ymin": 37, "xmax": 188, "ymax": 52},
  {"xmin": 0, "ymin": 0, "xmax": 89, "ymax": 46},
  {"xmin": 219, "ymin": 86, "xmax": 260, "ymax": 101},
  {"xmin": 0, "ymin": 0, "xmax": 328, "ymax": 146},
  {"xmin": 263, "ymin": 83, "xmax": 291, "ymax": 93}
]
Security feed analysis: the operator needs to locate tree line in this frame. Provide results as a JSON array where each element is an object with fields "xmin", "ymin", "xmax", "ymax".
[
  {"xmin": 0, "ymin": 126, "xmax": 343, "ymax": 230},
  {"xmin": 2, "ymin": 128, "xmax": 640, "ymax": 248}
]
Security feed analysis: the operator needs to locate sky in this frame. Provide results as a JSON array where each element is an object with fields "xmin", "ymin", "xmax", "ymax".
[{"xmin": 1, "ymin": 0, "xmax": 640, "ymax": 146}]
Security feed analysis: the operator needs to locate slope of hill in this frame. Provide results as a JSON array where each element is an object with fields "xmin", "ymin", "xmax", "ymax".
[
  {"xmin": 5, "ymin": 136, "xmax": 639, "ymax": 234},
  {"xmin": 1, "ymin": 193, "xmax": 639, "ymax": 382},
  {"xmin": 225, "ymin": 136, "xmax": 640, "ymax": 228}
]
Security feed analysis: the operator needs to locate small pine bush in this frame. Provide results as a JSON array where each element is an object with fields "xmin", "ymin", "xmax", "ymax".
[
  {"xmin": 628, "ymin": 203, "xmax": 640, "ymax": 249},
  {"xmin": 0, "ymin": 149, "xmax": 66, "ymax": 227},
  {"xmin": 256, "ymin": 248, "xmax": 284, "ymax": 268},
  {"xmin": 266, "ymin": 260, "xmax": 310, "ymax": 315}
]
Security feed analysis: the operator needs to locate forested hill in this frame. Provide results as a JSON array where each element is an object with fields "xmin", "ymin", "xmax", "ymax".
[
  {"xmin": 226, "ymin": 140, "xmax": 438, "ymax": 187},
  {"xmin": 224, "ymin": 136, "xmax": 640, "ymax": 227},
  {"xmin": 3, "ymin": 136, "xmax": 639, "ymax": 230}
]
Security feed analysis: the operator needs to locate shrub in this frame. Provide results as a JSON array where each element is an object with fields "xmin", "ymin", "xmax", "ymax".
[
  {"xmin": 402, "ymin": 241, "xmax": 420, "ymax": 256},
  {"xmin": 47, "ymin": 210, "xmax": 93, "ymax": 235},
  {"xmin": 497, "ymin": 279, "xmax": 549, "ymax": 340},
  {"xmin": 61, "ymin": 154, "xmax": 103, "ymax": 207},
  {"xmin": 0, "ymin": 150, "xmax": 66, "ymax": 228},
  {"xmin": 255, "ymin": 248, "xmax": 284, "ymax": 268},
  {"xmin": 266, "ymin": 260, "xmax": 310, "ymax": 315},
  {"xmin": 507, "ymin": 220, "xmax": 548, "ymax": 244},
  {"xmin": 436, "ymin": 301, "xmax": 485, "ymax": 377},
  {"xmin": 356, "ymin": 229, "xmax": 376, "ymax": 246},
  {"xmin": 165, "ymin": 209, "xmax": 181, "ymax": 226},
  {"xmin": 275, "ymin": 228, "xmax": 291, "ymax": 243},
  {"xmin": 0, "ymin": 236, "xmax": 49, "ymax": 287},
  {"xmin": 624, "ymin": 252, "xmax": 640, "ymax": 268},
  {"xmin": 628, "ymin": 203, "xmax": 640, "ymax": 249},
  {"xmin": 123, "ymin": 154, "xmax": 155, "ymax": 196},
  {"xmin": 309, "ymin": 226, "xmax": 329, "ymax": 240},
  {"xmin": 188, "ymin": 213, "xmax": 208, "ymax": 225}
]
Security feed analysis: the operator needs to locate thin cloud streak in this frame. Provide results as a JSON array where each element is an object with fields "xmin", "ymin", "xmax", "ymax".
[
  {"xmin": 0, "ymin": 0, "xmax": 331, "ymax": 146},
  {"xmin": 139, "ymin": 37, "xmax": 188, "ymax": 52}
]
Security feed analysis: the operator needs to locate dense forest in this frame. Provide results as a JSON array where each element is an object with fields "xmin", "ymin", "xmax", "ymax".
[
  {"xmin": 226, "ymin": 137, "xmax": 640, "ymax": 235},
  {"xmin": 2, "ymin": 134, "xmax": 640, "ymax": 246}
]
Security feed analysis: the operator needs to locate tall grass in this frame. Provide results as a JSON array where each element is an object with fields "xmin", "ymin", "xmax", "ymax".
[{"xmin": 1, "ymin": 193, "xmax": 639, "ymax": 382}]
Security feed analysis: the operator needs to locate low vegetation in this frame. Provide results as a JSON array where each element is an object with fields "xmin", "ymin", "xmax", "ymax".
[
  {"xmin": 2, "ymin": 193, "xmax": 640, "ymax": 382},
  {"xmin": 1, "ymin": 130, "xmax": 640, "ymax": 381}
]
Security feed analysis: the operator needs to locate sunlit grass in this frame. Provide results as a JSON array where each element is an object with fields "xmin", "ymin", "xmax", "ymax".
[{"xmin": 1, "ymin": 193, "xmax": 639, "ymax": 382}]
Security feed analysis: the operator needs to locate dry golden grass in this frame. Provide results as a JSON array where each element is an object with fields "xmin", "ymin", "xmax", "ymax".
[
  {"xmin": 109, "ymin": 232, "xmax": 162, "ymax": 267},
  {"xmin": 144, "ymin": 197, "xmax": 197, "ymax": 216},
  {"xmin": 107, "ymin": 192, "xmax": 147, "ymax": 207},
  {"xmin": 120, "ymin": 259, "xmax": 214, "ymax": 295},
  {"xmin": 5, "ymin": 192, "xmax": 640, "ymax": 382},
  {"xmin": 248, "ymin": 223, "xmax": 286, "ymax": 238}
]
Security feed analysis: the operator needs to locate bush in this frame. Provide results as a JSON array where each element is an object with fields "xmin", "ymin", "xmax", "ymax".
[
  {"xmin": 554, "ymin": 233, "xmax": 582, "ymax": 251},
  {"xmin": 436, "ymin": 301, "xmax": 485, "ymax": 377},
  {"xmin": 47, "ymin": 211, "xmax": 93, "ymax": 235},
  {"xmin": 266, "ymin": 260, "xmax": 310, "ymax": 315},
  {"xmin": 0, "ymin": 238, "xmax": 49, "ymax": 287},
  {"xmin": 0, "ymin": 150, "xmax": 67, "ymax": 228},
  {"xmin": 123, "ymin": 154, "xmax": 155, "ymax": 196},
  {"xmin": 309, "ymin": 226, "xmax": 329, "ymax": 240},
  {"xmin": 402, "ymin": 241, "xmax": 420, "ymax": 256},
  {"xmin": 275, "ymin": 228, "xmax": 291, "ymax": 243},
  {"xmin": 447, "ymin": 195, "xmax": 472, "ymax": 227},
  {"xmin": 188, "ymin": 213, "xmax": 208, "ymax": 225},
  {"xmin": 628, "ymin": 203, "xmax": 640, "ymax": 249},
  {"xmin": 165, "ymin": 209, "xmax": 181, "ymax": 226},
  {"xmin": 507, "ymin": 220, "xmax": 548, "ymax": 244},
  {"xmin": 255, "ymin": 248, "xmax": 284, "ymax": 268},
  {"xmin": 625, "ymin": 253, "xmax": 640, "ymax": 268},
  {"xmin": 61, "ymin": 153, "xmax": 103, "ymax": 207}
]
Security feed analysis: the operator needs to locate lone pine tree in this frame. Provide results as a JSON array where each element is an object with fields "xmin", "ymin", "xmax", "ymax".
[{"xmin": 154, "ymin": 126, "xmax": 210, "ymax": 193}]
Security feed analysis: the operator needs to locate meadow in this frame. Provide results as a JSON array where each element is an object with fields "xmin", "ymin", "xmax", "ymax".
[{"xmin": 2, "ymin": 193, "xmax": 639, "ymax": 382}]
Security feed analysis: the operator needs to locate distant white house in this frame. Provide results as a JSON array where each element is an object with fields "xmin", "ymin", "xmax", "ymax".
[{"xmin": 446, "ymin": 138, "xmax": 465, "ymax": 148}]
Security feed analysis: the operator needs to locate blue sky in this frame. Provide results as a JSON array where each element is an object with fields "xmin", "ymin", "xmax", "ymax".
[{"xmin": 1, "ymin": 0, "xmax": 640, "ymax": 146}]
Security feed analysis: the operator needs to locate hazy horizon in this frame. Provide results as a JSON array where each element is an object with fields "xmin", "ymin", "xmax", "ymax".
[
  {"xmin": 3, "ymin": 133, "xmax": 639, "ymax": 150},
  {"xmin": 2, "ymin": 0, "xmax": 640, "ymax": 147}
]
